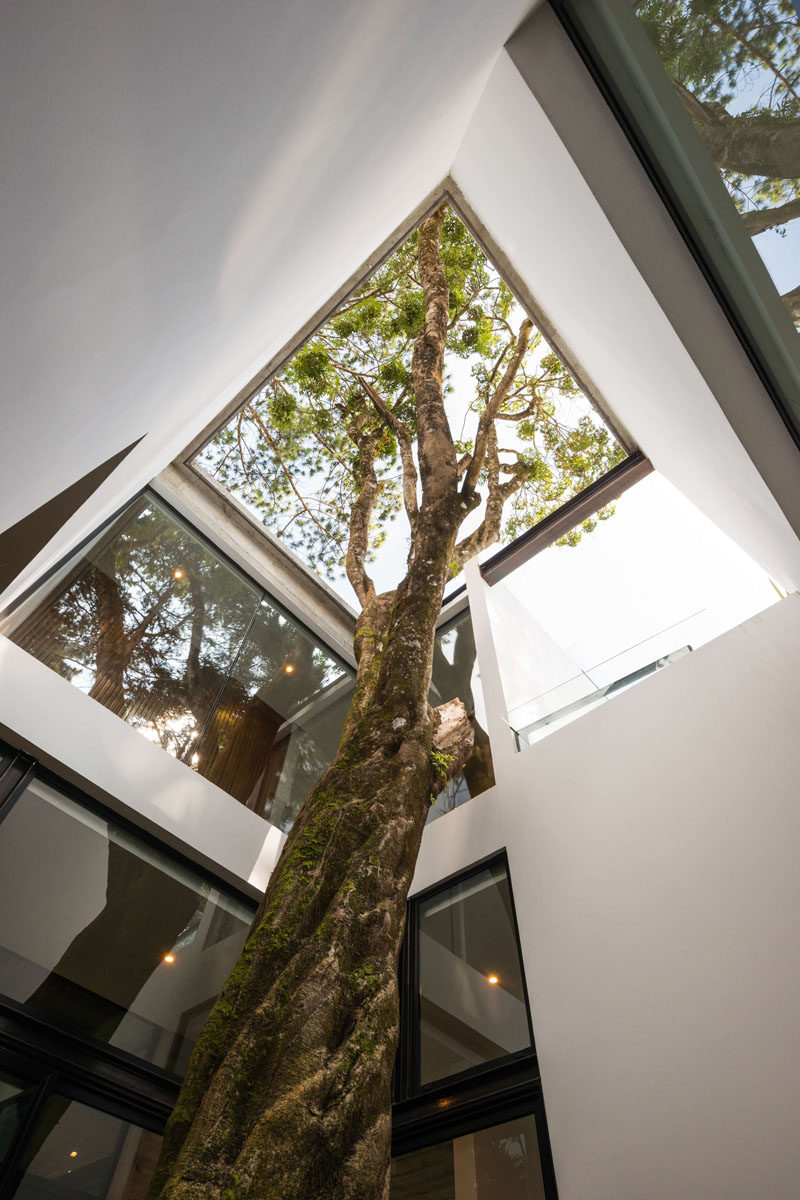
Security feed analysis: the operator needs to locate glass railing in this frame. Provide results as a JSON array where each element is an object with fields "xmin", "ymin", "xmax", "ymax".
[{"xmin": 511, "ymin": 644, "xmax": 692, "ymax": 748}]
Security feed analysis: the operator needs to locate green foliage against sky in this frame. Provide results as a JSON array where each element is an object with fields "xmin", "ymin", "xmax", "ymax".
[
  {"xmin": 638, "ymin": 0, "xmax": 799, "ymax": 210},
  {"xmin": 197, "ymin": 206, "xmax": 623, "ymax": 589}
]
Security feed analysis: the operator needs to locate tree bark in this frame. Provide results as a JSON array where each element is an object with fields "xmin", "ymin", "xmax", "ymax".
[
  {"xmin": 88, "ymin": 558, "xmax": 127, "ymax": 715},
  {"xmin": 782, "ymin": 283, "xmax": 800, "ymax": 324},
  {"xmin": 676, "ymin": 85, "xmax": 800, "ymax": 179},
  {"xmin": 740, "ymin": 195, "xmax": 800, "ymax": 237},
  {"xmin": 147, "ymin": 208, "xmax": 475, "ymax": 1200}
]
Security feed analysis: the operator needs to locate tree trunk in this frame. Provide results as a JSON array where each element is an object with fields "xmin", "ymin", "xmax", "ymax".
[
  {"xmin": 677, "ymin": 87, "xmax": 800, "ymax": 179},
  {"xmin": 782, "ymin": 283, "xmax": 800, "ymax": 324},
  {"xmin": 88, "ymin": 558, "xmax": 127, "ymax": 715},
  {"xmin": 147, "ymin": 496, "xmax": 469, "ymax": 1200},
  {"xmin": 741, "ymin": 195, "xmax": 800, "ymax": 236}
]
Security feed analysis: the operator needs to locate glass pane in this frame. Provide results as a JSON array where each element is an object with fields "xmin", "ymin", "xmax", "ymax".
[
  {"xmin": 10, "ymin": 1096, "xmax": 161, "ymax": 1200},
  {"xmin": 0, "ymin": 778, "xmax": 254, "ymax": 1071},
  {"xmin": 0, "ymin": 744, "xmax": 17, "ymax": 780},
  {"xmin": 0, "ymin": 1070, "xmax": 38, "ymax": 1169},
  {"xmin": 635, "ymin": 0, "xmax": 799, "ymax": 325},
  {"xmin": 391, "ymin": 1115, "xmax": 545, "ymax": 1199},
  {"xmin": 192, "ymin": 597, "xmax": 351, "ymax": 827},
  {"xmin": 428, "ymin": 611, "xmax": 494, "ymax": 823},
  {"xmin": 418, "ymin": 862, "xmax": 531, "ymax": 1087},
  {"xmin": 489, "ymin": 473, "xmax": 778, "ymax": 748},
  {"xmin": 7, "ymin": 495, "xmax": 261, "ymax": 760}
]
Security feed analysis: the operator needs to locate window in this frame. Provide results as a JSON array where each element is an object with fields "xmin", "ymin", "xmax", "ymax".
[
  {"xmin": 429, "ymin": 608, "xmax": 494, "ymax": 821},
  {"xmin": 391, "ymin": 1114, "xmax": 547, "ymax": 1200},
  {"xmin": 487, "ymin": 471, "xmax": 779, "ymax": 747},
  {"xmin": 414, "ymin": 860, "xmax": 532, "ymax": 1087},
  {"xmin": 0, "ymin": 762, "xmax": 255, "ymax": 1075},
  {"xmin": 4, "ymin": 492, "xmax": 353, "ymax": 825},
  {"xmin": 392, "ymin": 855, "xmax": 557, "ymax": 1198},
  {"xmin": 550, "ymin": 0, "xmax": 800, "ymax": 445},
  {"xmin": 0, "ymin": 1051, "xmax": 162, "ymax": 1200},
  {"xmin": 0, "ymin": 751, "xmax": 558, "ymax": 1197}
]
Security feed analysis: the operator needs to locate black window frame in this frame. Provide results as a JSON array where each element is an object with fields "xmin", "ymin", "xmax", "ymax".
[
  {"xmin": 392, "ymin": 851, "xmax": 559, "ymax": 1196},
  {"xmin": 0, "ymin": 741, "xmax": 257, "ymax": 1124},
  {"xmin": 0, "ymin": 751, "xmax": 560, "ymax": 1196}
]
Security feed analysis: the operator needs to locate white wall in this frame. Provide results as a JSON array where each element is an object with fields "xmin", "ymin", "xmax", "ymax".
[
  {"xmin": 412, "ymin": 592, "xmax": 800, "ymax": 1200},
  {"xmin": 451, "ymin": 48, "xmax": 800, "ymax": 593},
  {"xmin": 0, "ymin": 0, "xmax": 537, "ymax": 609}
]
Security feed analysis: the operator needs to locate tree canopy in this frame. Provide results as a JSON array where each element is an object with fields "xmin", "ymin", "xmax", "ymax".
[{"xmin": 197, "ymin": 206, "xmax": 623, "ymax": 597}]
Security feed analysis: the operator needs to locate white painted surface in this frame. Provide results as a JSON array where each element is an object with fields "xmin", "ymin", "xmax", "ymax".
[
  {"xmin": 451, "ymin": 51, "xmax": 800, "ymax": 591},
  {"xmin": 413, "ymin": 593, "xmax": 800, "ymax": 1200},
  {"xmin": 0, "ymin": 0, "xmax": 538, "ymax": 604},
  {"xmin": 0, "ymin": 637, "xmax": 282, "ymax": 893}
]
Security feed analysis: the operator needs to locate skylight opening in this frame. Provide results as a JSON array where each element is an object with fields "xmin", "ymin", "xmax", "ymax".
[{"xmin": 192, "ymin": 199, "xmax": 625, "ymax": 607}]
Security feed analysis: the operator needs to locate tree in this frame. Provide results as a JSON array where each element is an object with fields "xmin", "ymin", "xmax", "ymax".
[
  {"xmin": 637, "ymin": 0, "xmax": 800, "ymax": 322},
  {"xmin": 146, "ymin": 204, "xmax": 621, "ymax": 1200}
]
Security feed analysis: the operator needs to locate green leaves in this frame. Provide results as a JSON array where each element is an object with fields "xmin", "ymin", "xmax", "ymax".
[{"xmin": 196, "ymin": 205, "xmax": 624, "ymax": 584}]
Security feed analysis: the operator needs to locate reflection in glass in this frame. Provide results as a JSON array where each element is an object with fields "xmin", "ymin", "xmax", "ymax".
[
  {"xmin": 390, "ymin": 1115, "xmax": 545, "ymax": 1199},
  {"xmin": 0, "ymin": 778, "xmax": 254, "ymax": 1072},
  {"xmin": 192, "ymin": 598, "xmax": 350, "ymax": 828},
  {"xmin": 0, "ymin": 744, "xmax": 16, "ymax": 781},
  {"xmin": 0, "ymin": 1070, "xmax": 38, "ymax": 1169},
  {"xmin": 10, "ymin": 1096, "xmax": 161, "ymax": 1200},
  {"xmin": 7, "ymin": 495, "xmax": 261, "ymax": 760},
  {"xmin": 635, "ymin": 0, "xmax": 799, "ymax": 324},
  {"xmin": 428, "ymin": 611, "xmax": 495, "ymax": 823},
  {"xmin": 418, "ymin": 862, "xmax": 531, "ymax": 1087},
  {"xmin": 4, "ymin": 493, "xmax": 356, "ymax": 826}
]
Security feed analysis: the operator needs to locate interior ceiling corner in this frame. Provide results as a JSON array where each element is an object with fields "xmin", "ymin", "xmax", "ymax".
[{"xmin": 0, "ymin": 0, "xmax": 540, "ymax": 608}]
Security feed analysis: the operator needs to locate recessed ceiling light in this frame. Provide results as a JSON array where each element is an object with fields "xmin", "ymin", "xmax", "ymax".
[
  {"xmin": 163, "ymin": 953, "xmax": 175, "ymax": 964},
  {"xmin": 69, "ymin": 1151, "xmax": 78, "ymax": 1158},
  {"xmin": 487, "ymin": 974, "xmax": 500, "ymax": 985}
]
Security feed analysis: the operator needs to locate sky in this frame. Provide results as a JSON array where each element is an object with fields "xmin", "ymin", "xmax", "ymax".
[{"xmin": 489, "ymin": 472, "xmax": 780, "ymax": 731}]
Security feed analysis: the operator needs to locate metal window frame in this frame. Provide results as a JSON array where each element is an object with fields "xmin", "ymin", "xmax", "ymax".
[
  {"xmin": 548, "ymin": 0, "xmax": 800, "ymax": 453},
  {"xmin": 0, "ymin": 1043, "xmax": 169, "ymax": 1200},
  {"xmin": 0, "ymin": 746, "xmax": 256, "ymax": 1120},
  {"xmin": 392, "ymin": 850, "xmax": 559, "ymax": 1196}
]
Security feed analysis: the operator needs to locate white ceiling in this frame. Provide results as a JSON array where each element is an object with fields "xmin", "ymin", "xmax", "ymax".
[
  {"xmin": 2, "ymin": 0, "xmax": 799, "ymax": 611},
  {"xmin": 0, "ymin": 0, "xmax": 537, "ymax": 582}
]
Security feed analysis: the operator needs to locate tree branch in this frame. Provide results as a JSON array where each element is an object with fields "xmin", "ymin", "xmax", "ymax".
[
  {"xmin": 782, "ymin": 283, "xmax": 800, "ymax": 325},
  {"xmin": 412, "ymin": 206, "xmax": 458, "ymax": 505},
  {"xmin": 741, "ymin": 194, "xmax": 800, "ymax": 235},
  {"xmin": 451, "ymin": 437, "xmax": 530, "ymax": 572},
  {"xmin": 462, "ymin": 318, "xmax": 533, "ymax": 496},
  {"xmin": 674, "ymin": 82, "xmax": 800, "ymax": 178},
  {"xmin": 358, "ymin": 375, "xmax": 419, "ymax": 538},
  {"xmin": 431, "ymin": 698, "xmax": 474, "ymax": 785},
  {"xmin": 248, "ymin": 408, "xmax": 341, "ymax": 555},
  {"xmin": 344, "ymin": 410, "xmax": 379, "ymax": 607}
]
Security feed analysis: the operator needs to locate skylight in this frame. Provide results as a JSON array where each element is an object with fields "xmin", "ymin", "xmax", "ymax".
[{"xmin": 192, "ymin": 201, "xmax": 624, "ymax": 607}]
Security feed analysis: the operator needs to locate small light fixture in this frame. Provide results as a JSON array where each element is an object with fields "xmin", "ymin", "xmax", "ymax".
[
  {"xmin": 173, "ymin": 568, "xmax": 184, "ymax": 580},
  {"xmin": 284, "ymin": 663, "xmax": 295, "ymax": 674},
  {"xmin": 69, "ymin": 1152, "xmax": 78, "ymax": 1159},
  {"xmin": 163, "ymin": 953, "xmax": 175, "ymax": 964},
  {"xmin": 436, "ymin": 1097, "xmax": 452, "ymax": 1109},
  {"xmin": 487, "ymin": 974, "xmax": 500, "ymax": 986}
]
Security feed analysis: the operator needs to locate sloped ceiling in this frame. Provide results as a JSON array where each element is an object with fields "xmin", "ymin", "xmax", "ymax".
[{"xmin": 0, "ymin": 0, "xmax": 538, "ymax": 593}]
